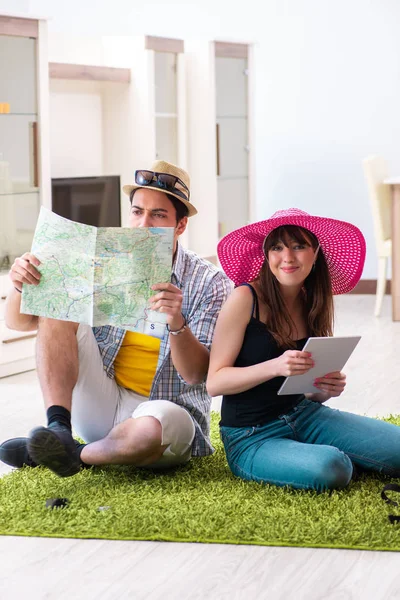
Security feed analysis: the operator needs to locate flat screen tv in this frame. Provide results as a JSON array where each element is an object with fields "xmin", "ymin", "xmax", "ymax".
[{"xmin": 51, "ymin": 176, "xmax": 121, "ymax": 227}]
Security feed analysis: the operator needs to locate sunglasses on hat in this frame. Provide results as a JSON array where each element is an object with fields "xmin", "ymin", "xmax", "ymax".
[{"xmin": 135, "ymin": 170, "xmax": 190, "ymax": 202}]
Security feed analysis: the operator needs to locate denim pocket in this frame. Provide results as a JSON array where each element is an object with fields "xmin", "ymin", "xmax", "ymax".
[{"xmin": 220, "ymin": 426, "xmax": 255, "ymax": 456}]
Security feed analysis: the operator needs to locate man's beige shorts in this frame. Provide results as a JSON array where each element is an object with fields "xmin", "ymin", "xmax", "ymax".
[{"xmin": 71, "ymin": 325, "xmax": 195, "ymax": 468}]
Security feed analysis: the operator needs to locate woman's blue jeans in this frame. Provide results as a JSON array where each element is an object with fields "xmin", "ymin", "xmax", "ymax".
[{"xmin": 220, "ymin": 398, "xmax": 400, "ymax": 492}]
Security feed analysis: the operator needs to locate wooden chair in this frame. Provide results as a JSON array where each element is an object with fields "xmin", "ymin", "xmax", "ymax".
[{"xmin": 363, "ymin": 155, "xmax": 392, "ymax": 316}]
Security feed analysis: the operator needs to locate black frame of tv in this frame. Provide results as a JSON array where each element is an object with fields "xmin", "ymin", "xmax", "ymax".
[{"xmin": 51, "ymin": 175, "xmax": 121, "ymax": 227}]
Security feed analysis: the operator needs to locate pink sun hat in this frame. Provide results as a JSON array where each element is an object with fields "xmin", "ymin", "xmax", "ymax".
[{"xmin": 217, "ymin": 208, "xmax": 366, "ymax": 295}]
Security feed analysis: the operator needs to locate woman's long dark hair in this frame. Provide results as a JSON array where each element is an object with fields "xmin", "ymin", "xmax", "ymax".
[{"xmin": 257, "ymin": 225, "xmax": 334, "ymax": 348}]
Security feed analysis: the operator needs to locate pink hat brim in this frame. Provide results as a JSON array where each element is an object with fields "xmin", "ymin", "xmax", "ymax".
[{"xmin": 217, "ymin": 211, "xmax": 366, "ymax": 295}]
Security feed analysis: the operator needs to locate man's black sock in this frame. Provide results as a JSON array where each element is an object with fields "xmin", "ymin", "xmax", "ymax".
[
  {"xmin": 74, "ymin": 441, "xmax": 90, "ymax": 467},
  {"xmin": 46, "ymin": 405, "xmax": 72, "ymax": 433},
  {"xmin": 74, "ymin": 441, "xmax": 91, "ymax": 468},
  {"xmin": 45, "ymin": 407, "xmax": 91, "ymax": 468}
]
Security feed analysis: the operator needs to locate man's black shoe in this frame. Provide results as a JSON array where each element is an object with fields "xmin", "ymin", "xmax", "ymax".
[
  {"xmin": 0, "ymin": 435, "xmax": 89, "ymax": 473},
  {"xmin": 0, "ymin": 437, "xmax": 38, "ymax": 468},
  {"xmin": 27, "ymin": 425, "xmax": 81, "ymax": 478}
]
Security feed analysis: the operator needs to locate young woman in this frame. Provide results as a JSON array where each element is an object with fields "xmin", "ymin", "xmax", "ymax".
[{"xmin": 207, "ymin": 208, "xmax": 400, "ymax": 492}]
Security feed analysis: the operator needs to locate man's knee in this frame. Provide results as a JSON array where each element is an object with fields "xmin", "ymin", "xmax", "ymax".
[
  {"xmin": 121, "ymin": 416, "xmax": 165, "ymax": 465},
  {"xmin": 132, "ymin": 416, "xmax": 163, "ymax": 446},
  {"xmin": 38, "ymin": 317, "xmax": 79, "ymax": 335}
]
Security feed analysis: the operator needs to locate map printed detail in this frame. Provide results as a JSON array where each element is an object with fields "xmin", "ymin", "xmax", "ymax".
[{"xmin": 21, "ymin": 207, "xmax": 174, "ymax": 338}]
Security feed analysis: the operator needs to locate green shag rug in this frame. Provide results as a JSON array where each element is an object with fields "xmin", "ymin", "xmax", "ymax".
[{"xmin": 1, "ymin": 413, "xmax": 400, "ymax": 551}]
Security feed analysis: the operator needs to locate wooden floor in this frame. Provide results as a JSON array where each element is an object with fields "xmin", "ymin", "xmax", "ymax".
[{"xmin": 0, "ymin": 295, "xmax": 399, "ymax": 600}]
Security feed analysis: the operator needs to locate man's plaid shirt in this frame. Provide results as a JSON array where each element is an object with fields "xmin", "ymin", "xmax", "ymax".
[{"xmin": 92, "ymin": 243, "xmax": 233, "ymax": 456}]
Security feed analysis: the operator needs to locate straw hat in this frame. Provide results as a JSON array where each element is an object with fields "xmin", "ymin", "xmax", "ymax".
[
  {"xmin": 217, "ymin": 208, "xmax": 366, "ymax": 295},
  {"xmin": 122, "ymin": 160, "xmax": 197, "ymax": 217}
]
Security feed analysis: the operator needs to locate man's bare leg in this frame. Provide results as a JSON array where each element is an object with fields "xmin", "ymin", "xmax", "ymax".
[
  {"xmin": 27, "ymin": 318, "xmax": 82, "ymax": 477},
  {"xmin": 36, "ymin": 318, "xmax": 79, "ymax": 409},
  {"xmin": 81, "ymin": 417, "xmax": 168, "ymax": 467}
]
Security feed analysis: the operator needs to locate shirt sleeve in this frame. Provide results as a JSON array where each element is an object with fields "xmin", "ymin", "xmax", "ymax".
[
  {"xmin": 175, "ymin": 270, "xmax": 233, "ymax": 385},
  {"xmin": 189, "ymin": 271, "xmax": 233, "ymax": 349}
]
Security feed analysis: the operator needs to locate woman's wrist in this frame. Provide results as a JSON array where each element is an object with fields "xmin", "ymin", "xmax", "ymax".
[
  {"xmin": 269, "ymin": 357, "xmax": 281, "ymax": 379},
  {"xmin": 259, "ymin": 358, "xmax": 281, "ymax": 383}
]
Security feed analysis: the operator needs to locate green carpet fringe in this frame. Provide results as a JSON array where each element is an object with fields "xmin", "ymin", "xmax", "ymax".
[{"xmin": 1, "ymin": 413, "xmax": 400, "ymax": 551}]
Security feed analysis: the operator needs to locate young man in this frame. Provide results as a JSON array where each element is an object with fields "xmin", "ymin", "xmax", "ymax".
[{"xmin": 0, "ymin": 160, "xmax": 233, "ymax": 476}]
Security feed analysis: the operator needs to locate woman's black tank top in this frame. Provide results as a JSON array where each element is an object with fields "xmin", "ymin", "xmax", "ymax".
[{"xmin": 220, "ymin": 284, "xmax": 307, "ymax": 427}]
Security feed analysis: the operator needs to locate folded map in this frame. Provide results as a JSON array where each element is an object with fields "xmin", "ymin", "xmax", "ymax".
[{"xmin": 21, "ymin": 207, "xmax": 174, "ymax": 338}]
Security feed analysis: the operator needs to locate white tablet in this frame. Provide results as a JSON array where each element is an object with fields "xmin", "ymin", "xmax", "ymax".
[{"xmin": 277, "ymin": 336, "xmax": 361, "ymax": 396}]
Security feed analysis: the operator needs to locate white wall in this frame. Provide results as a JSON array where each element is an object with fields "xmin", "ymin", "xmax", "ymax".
[
  {"xmin": 0, "ymin": 0, "xmax": 29, "ymax": 14},
  {"xmin": 49, "ymin": 80, "xmax": 103, "ymax": 178},
  {"xmin": 3, "ymin": 0, "xmax": 400, "ymax": 277},
  {"xmin": 251, "ymin": 1, "xmax": 400, "ymax": 280},
  {"xmin": 185, "ymin": 40, "xmax": 219, "ymax": 257}
]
